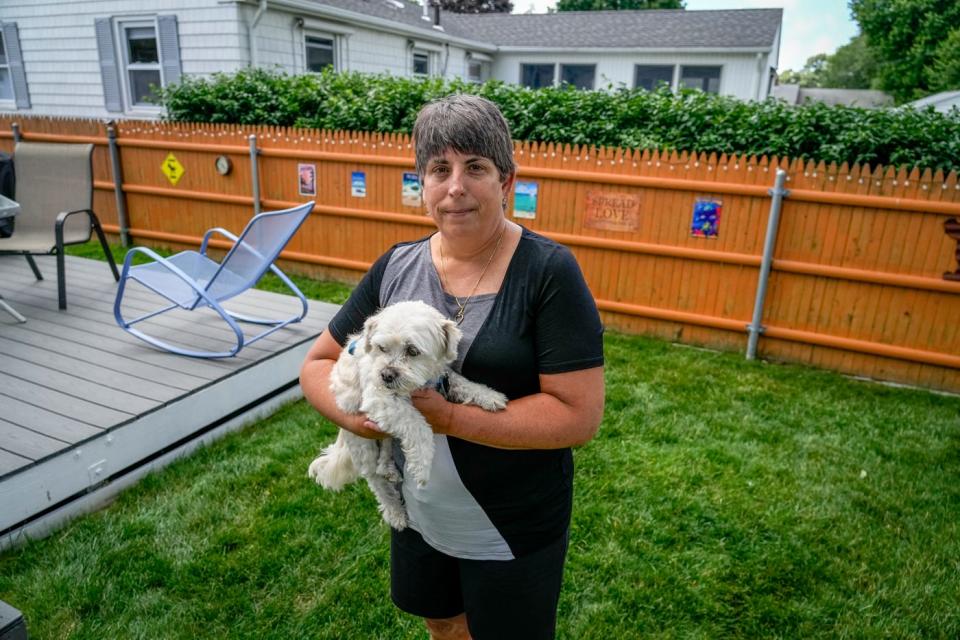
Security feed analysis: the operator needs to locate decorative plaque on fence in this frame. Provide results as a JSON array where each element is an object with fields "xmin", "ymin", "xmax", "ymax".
[{"xmin": 583, "ymin": 190, "xmax": 640, "ymax": 232}]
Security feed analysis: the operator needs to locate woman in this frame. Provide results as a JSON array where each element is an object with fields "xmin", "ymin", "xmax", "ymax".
[{"xmin": 300, "ymin": 94, "xmax": 604, "ymax": 640}]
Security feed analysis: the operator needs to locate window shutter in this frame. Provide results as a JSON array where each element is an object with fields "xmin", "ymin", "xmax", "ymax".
[
  {"xmin": 157, "ymin": 15, "xmax": 181, "ymax": 86},
  {"xmin": 94, "ymin": 18, "xmax": 123, "ymax": 112},
  {"xmin": 1, "ymin": 23, "xmax": 30, "ymax": 108}
]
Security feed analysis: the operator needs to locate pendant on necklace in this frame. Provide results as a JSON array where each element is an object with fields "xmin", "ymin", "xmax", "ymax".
[{"xmin": 455, "ymin": 307, "xmax": 465, "ymax": 324}]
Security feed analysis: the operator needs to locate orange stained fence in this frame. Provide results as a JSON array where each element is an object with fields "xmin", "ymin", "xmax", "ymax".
[{"xmin": 1, "ymin": 115, "xmax": 959, "ymax": 393}]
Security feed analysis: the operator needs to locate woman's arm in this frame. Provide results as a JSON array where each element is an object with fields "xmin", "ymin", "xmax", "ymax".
[
  {"xmin": 411, "ymin": 366, "xmax": 604, "ymax": 449},
  {"xmin": 299, "ymin": 329, "xmax": 385, "ymax": 439}
]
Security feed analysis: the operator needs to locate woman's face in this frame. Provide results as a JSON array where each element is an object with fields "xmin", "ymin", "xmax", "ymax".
[{"xmin": 422, "ymin": 148, "xmax": 515, "ymax": 240}]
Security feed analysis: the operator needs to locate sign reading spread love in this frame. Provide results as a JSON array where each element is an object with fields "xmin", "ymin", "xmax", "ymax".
[{"xmin": 583, "ymin": 189, "xmax": 640, "ymax": 232}]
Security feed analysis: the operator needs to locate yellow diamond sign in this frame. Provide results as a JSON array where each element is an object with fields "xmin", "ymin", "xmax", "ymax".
[{"xmin": 161, "ymin": 152, "xmax": 184, "ymax": 186}]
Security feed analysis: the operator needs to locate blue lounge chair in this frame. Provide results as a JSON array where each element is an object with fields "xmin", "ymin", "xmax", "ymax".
[{"xmin": 114, "ymin": 201, "xmax": 315, "ymax": 358}]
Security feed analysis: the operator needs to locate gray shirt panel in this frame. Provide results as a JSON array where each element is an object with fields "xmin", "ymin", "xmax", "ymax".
[{"xmin": 380, "ymin": 239, "xmax": 513, "ymax": 560}]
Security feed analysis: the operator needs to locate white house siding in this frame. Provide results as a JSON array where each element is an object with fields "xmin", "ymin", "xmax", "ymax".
[
  {"xmin": 491, "ymin": 50, "xmax": 769, "ymax": 101},
  {"xmin": 253, "ymin": 6, "xmax": 466, "ymax": 80},
  {"xmin": 0, "ymin": 0, "xmax": 245, "ymax": 118},
  {"xmin": 333, "ymin": 29, "xmax": 410, "ymax": 76}
]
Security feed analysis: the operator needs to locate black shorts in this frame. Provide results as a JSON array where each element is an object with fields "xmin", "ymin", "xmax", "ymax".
[{"xmin": 390, "ymin": 527, "xmax": 569, "ymax": 640}]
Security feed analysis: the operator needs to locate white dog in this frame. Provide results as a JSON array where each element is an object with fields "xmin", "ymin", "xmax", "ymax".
[{"xmin": 308, "ymin": 300, "xmax": 507, "ymax": 530}]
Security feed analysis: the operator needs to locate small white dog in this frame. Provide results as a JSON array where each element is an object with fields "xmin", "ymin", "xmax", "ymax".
[{"xmin": 308, "ymin": 300, "xmax": 507, "ymax": 530}]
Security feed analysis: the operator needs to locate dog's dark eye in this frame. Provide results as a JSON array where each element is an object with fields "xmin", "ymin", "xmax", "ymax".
[
  {"xmin": 406, "ymin": 346, "xmax": 420, "ymax": 357},
  {"xmin": 378, "ymin": 345, "xmax": 387, "ymax": 353}
]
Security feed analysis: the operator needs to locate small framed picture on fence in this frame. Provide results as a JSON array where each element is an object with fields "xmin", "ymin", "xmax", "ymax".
[
  {"xmin": 691, "ymin": 197, "xmax": 722, "ymax": 238},
  {"xmin": 298, "ymin": 163, "xmax": 316, "ymax": 197},
  {"xmin": 513, "ymin": 181, "xmax": 538, "ymax": 219}
]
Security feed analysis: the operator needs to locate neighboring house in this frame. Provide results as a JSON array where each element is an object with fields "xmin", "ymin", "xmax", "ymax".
[
  {"xmin": 771, "ymin": 84, "xmax": 893, "ymax": 109},
  {"xmin": 0, "ymin": 1, "xmax": 782, "ymax": 119},
  {"xmin": 907, "ymin": 90, "xmax": 960, "ymax": 114}
]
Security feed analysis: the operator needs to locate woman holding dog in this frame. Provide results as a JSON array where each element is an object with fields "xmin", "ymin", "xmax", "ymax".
[{"xmin": 300, "ymin": 94, "xmax": 604, "ymax": 640}]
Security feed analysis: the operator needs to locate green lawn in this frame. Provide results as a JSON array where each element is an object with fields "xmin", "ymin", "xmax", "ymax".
[{"xmin": 2, "ymin": 242, "xmax": 958, "ymax": 639}]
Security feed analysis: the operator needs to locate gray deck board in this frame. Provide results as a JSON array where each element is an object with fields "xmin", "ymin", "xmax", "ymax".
[
  {"xmin": 2, "ymin": 357, "xmax": 158, "ymax": 414},
  {"xmin": 0, "ymin": 327, "xmax": 208, "ymax": 390},
  {"xmin": 0, "ymin": 395, "xmax": 104, "ymax": 440},
  {"xmin": 0, "ymin": 447, "xmax": 30, "ymax": 475},
  {"xmin": 0, "ymin": 336, "xmax": 182, "ymax": 402},
  {"xmin": 0, "ymin": 371, "xmax": 132, "ymax": 425},
  {"xmin": 0, "ymin": 419, "xmax": 69, "ymax": 460},
  {"xmin": 0, "ymin": 253, "xmax": 338, "ymax": 544}
]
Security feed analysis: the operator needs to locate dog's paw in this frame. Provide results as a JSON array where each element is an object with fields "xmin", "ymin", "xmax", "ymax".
[
  {"xmin": 381, "ymin": 504, "xmax": 408, "ymax": 530},
  {"xmin": 308, "ymin": 453, "xmax": 356, "ymax": 491},
  {"xmin": 379, "ymin": 462, "xmax": 402, "ymax": 484},
  {"xmin": 477, "ymin": 390, "xmax": 508, "ymax": 412},
  {"xmin": 307, "ymin": 455, "xmax": 325, "ymax": 481}
]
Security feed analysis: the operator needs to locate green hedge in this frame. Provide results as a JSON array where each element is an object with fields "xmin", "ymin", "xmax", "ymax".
[{"xmin": 158, "ymin": 68, "xmax": 960, "ymax": 172}]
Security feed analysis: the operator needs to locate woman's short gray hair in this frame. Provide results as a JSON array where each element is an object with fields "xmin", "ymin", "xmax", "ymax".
[{"xmin": 412, "ymin": 94, "xmax": 516, "ymax": 181}]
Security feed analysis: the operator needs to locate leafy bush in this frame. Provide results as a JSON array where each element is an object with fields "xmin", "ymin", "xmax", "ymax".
[{"xmin": 158, "ymin": 68, "xmax": 960, "ymax": 172}]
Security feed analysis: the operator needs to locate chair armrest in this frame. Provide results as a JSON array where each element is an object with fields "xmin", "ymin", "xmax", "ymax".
[
  {"xmin": 198, "ymin": 225, "xmax": 299, "ymax": 300},
  {"xmin": 200, "ymin": 227, "xmax": 239, "ymax": 255},
  {"xmin": 55, "ymin": 208, "xmax": 95, "ymax": 237}
]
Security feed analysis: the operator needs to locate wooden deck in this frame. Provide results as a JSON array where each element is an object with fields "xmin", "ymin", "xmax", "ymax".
[{"xmin": 0, "ymin": 254, "xmax": 336, "ymax": 549}]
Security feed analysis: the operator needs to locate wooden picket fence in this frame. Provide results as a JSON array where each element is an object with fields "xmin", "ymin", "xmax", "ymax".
[{"xmin": 1, "ymin": 115, "xmax": 959, "ymax": 393}]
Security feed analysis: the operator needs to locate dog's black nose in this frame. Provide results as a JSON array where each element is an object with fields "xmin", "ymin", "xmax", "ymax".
[{"xmin": 380, "ymin": 368, "xmax": 398, "ymax": 385}]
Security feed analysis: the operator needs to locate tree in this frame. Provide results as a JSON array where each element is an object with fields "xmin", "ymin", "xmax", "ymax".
[
  {"xmin": 850, "ymin": 0, "xmax": 960, "ymax": 102},
  {"xmin": 437, "ymin": 0, "xmax": 512, "ymax": 13},
  {"xmin": 820, "ymin": 34, "xmax": 879, "ymax": 89},
  {"xmin": 778, "ymin": 53, "xmax": 830, "ymax": 87},
  {"xmin": 925, "ymin": 26, "xmax": 960, "ymax": 93},
  {"xmin": 778, "ymin": 35, "xmax": 878, "ymax": 89},
  {"xmin": 555, "ymin": 0, "xmax": 683, "ymax": 11}
]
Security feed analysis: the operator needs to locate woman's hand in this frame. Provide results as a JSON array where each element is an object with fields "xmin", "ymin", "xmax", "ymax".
[
  {"xmin": 301, "ymin": 328, "xmax": 388, "ymax": 440},
  {"xmin": 411, "ymin": 387, "xmax": 456, "ymax": 435},
  {"xmin": 352, "ymin": 416, "xmax": 387, "ymax": 440}
]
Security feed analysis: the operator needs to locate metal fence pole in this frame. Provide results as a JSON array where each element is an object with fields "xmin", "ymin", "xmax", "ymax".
[
  {"xmin": 106, "ymin": 124, "xmax": 130, "ymax": 247},
  {"xmin": 11, "ymin": 122, "xmax": 21, "ymax": 144},
  {"xmin": 746, "ymin": 168, "xmax": 789, "ymax": 360},
  {"xmin": 248, "ymin": 134, "xmax": 261, "ymax": 216}
]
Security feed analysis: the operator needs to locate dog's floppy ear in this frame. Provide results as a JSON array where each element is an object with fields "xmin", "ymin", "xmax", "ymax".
[
  {"xmin": 362, "ymin": 316, "xmax": 378, "ymax": 353},
  {"xmin": 441, "ymin": 318, "xmax": 462, "ymax": 363}
]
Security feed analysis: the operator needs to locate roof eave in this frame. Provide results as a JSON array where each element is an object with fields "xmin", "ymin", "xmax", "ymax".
[
  {"xmin": 265, "ymin": 0, "xmax": 497, "ymax": 52},
  {"xmin": 495, "ymin": 45, "xmax": 773, "ymax": 54}
]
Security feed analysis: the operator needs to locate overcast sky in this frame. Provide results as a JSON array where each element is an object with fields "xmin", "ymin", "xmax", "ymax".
[{"xmin": 510, "ymin": 0, "xmax": 860, "ymax": 72}]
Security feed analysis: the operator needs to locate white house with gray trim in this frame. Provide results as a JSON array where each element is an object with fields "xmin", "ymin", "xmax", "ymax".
[{"xmin": 0, "ymin": 0, "xmax": 782, "ymax": 119}]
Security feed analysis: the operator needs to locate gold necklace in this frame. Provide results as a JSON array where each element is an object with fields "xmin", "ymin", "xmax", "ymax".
[{"xmin": 439, "ymin": 223, "xmax": 506, "ymax": 325}]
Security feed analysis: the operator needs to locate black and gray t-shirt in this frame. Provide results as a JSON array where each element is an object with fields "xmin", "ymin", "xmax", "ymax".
[{"xmin": 328, "ymin": 227, "xmax": 603, "ymax": 560}]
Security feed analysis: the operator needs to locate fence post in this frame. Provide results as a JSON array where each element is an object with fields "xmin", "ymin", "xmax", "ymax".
[
  {"xmin": 746, "ymin": 168, "xmax": 789, "ymax": 360},
  {"xmin": 11, "ymin": 122, "xmax": 21, "ymax": 144},
  {"xmin": 106, "ymin": 123, "xmax": 130, "ymax": 247},
  {"xmin": 248, "ymin": 134, "xmax": 261, "ymax": 215}
]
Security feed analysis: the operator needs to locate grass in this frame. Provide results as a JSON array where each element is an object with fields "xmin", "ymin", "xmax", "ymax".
[{"xmin": 2, "ymin": 242, "xmax": 958, "ymax": 638}]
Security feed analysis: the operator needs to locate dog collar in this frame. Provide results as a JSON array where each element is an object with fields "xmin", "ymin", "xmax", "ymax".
[{"xmin": 432, "ymin": 373, "xmax": 450, "ymax": 399}]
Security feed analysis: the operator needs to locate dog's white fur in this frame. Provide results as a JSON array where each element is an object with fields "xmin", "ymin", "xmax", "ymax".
[{"xmin": 308, "ymin": 300, "xmax": 507, "ymax": 530}]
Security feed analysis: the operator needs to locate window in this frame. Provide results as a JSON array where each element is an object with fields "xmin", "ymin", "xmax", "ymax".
[
  {"xmin": 305, "ymin": 34, "xmax": 335, "ymax": 72},
  {"xmin": 0, "ymin": 23, "xmax": 29, "ymax": 108},
  {"xmin": 0, "ymin": 31, "xmax": 14, "ymax": 102},
  {"xmin": 634, "ymin": 65, "xmax": 674, "ymax": 91},
  {"xmin": 413, "ymin": 51, "xmax": 430, "ymax": 76},
  {"xmin": 95, "ymin": 16, "xmax": 181, "ymax": 113},
  {"xmin": 467, "ymin": 61, "xmax": 488, "ymax": 83},
  {"xmin": 466, "ymin": 52, "xmax": 492, "ymax": 83},
  {"xmin": 560, "ymin": 64, "xmax": 595, "ymax": 90},
  {"xmin": 680, "ymin": 65, "xmax": 721, "ymax": 94},
  {"xmin": 520, "ymin": 63, "xmax": 554, "ymax": 89},
  {"xmin": 122, "ymin": 23, "xmax": 161, "ymax": 106}
]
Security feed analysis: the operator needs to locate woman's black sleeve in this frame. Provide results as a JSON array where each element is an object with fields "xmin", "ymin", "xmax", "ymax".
[
  {"xmin": 326, "ymin": 249, "xmax": 393, "ymax": 345},
  {"xmin": 534, "ymin": 245, "xmax": 605, "ymax": 374}
]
